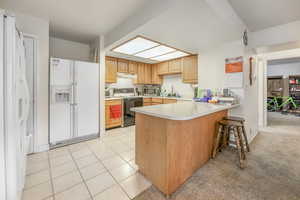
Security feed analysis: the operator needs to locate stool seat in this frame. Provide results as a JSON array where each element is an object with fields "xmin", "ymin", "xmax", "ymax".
[
  {"xmin": 223, "ymin": 116, "xmax": 245, "ymax": 122},
  {"xmin": 219, "ymin": 120, "xmax": 243, "ymax": 127}
]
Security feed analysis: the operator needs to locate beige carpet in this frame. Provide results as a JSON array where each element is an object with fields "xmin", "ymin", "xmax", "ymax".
[{"xmin": 133, "ymin": 127, "xmax": 300, "ymax": 199}]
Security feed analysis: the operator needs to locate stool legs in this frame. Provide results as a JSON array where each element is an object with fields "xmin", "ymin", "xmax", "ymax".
[
  {"xmin": 238, "ymin": 127, "xmax": 246, "ymax": 161},
  {"xmin": 212, "ymin": 124, "xmax": 223, "ymax": 158},
  {"xmin": 241, "ymin": 122, "xmax": 250, "ymax": 152},
  {"xmin": 222, "ymin": 125, "xmax": 229, "ymax": 148},
  {"xmin": 232, "ymin": 126, "xmax": 246, "ymax": 169},
  {"xmin": 213, "ymin": 121, "xmax": 248, "ymax": 169}
]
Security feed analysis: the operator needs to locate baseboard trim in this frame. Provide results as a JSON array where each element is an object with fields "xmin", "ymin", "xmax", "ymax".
[{"xmin": 35, "ymin": 144, "xmax": 49, "ymax": 153}]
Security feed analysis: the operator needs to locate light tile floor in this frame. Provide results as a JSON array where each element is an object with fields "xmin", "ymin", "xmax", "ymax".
[{"xmin": 23, "ymin": 126, "xmax": 151, "ymax": 200}]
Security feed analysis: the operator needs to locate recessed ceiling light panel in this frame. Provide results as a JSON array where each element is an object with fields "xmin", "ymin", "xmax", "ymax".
[
  {"xmin": 113, "ymin": 37, "xmax": 159, "ymax": 55},
  {"xmin": 152, "ymin": 51, "xmax": 189, "ymax": 61},
  {"xmin": 135, "ymin": 45, "xmax": 176, "ymax": 58}
]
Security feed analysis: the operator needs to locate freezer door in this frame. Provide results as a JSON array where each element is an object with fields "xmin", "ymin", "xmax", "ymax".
[
  {"xmin": 50, "ymin": 101, "xmax": 72, "ymax": 144},
  {"xmin": 75, "ymin": 61, "xmax": 99, "ymax": 137},
  {"xmin": 50, "ymin": 58, "xmax": 73, "ymax": 85},
  {"xmin": 49, "ymin": 58, "xmax": 74, "ymax": 144}
]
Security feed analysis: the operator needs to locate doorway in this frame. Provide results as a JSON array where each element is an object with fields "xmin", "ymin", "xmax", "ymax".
[
  {"xmin": 257, "ymin": 48, "xmax": 300, "ymax": 134},
  {"xmin": 23, "ymin": 35, "xmax": 37, "ymax": 153}
]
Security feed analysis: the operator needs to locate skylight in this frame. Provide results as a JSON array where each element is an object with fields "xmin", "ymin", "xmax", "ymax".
[
  {"xmin": 113, "ymin": 37, "xmax": 159, "ymax": 55},
  {"xmin": 135, "ymin": 45, "xmax": 176, "ymax": 58},
  {"xmin": 152, "ymin": 51, "xmax": 189, "ymax": 61},
  {"xmin": 112, "ymin": 36, "xmax": 191, "ymax": 62}
]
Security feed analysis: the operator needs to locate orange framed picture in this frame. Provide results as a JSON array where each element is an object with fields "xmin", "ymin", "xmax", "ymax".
[{"xmin": 225, "ymin": 56, "xmax": 243, "ymax": 73}]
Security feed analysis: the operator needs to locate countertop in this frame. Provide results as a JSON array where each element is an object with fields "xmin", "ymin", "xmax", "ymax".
[
  {"xmin": 131, "ymin": 101, "xmax": 239, "ymax": 121},
  {"xmin": 105, "ymin": 96, "xmax": 193, "ymax": 101}
]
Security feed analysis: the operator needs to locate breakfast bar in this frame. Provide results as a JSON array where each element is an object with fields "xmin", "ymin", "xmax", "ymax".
[{"xmin": 132, "ymin": 102, "xmax": 239, "ymax": 196}]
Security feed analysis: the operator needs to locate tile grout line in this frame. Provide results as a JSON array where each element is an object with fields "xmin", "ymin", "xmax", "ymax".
[
  {"xmin": 87, "ymin": 142, "xmax": 134, "ymax": 200},
  {"xmin": 25, "ymin": 129, "xmax": 137, "ymax": 200},
  {"xmin": 47, "ymin": 151, "xmax": 56, "ymax": 200},
  {"xmin": 67, "ymin": 146, "xmax": 94, "ymax": 200}
]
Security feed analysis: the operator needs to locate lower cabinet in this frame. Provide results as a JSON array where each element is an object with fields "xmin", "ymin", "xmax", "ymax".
[
  {"xmin": 105, "ymin": 99, "xmax": 122, "ymax": 129},
  {"xmin": 143, "ymin": 98, "xmax": 178, "ymax": 106},
  {"xmin": 163, "ymin": 99, "xmax": 177, "ymax": 104}
]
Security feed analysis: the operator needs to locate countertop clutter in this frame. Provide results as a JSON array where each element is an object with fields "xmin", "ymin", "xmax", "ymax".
[{"xmin": 132, "ymin": 101, "xmax": 239, "ymax": 120}]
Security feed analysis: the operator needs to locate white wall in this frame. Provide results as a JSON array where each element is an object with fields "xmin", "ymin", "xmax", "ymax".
[
  {"xmin": 161, "ymin": 74, "xmax": 194, "ymax": 98},
  {"xmin": 15, "ymin": 13, "xmax": 50, "ymax": 152},
  {"xmin": 0, "ymin": 9, "xmax": 6, "ymax": 199},
  {"xmin": 268, "ymin": 62, "xmax": 300, "ymax": 77},
  {"xmin": 198, "ymin": 40, "xmax": 244, "ymax": 89},
  {"xmin": 50, "ymin": 37, "xmax": 91, "ymax": 62},
  {"xmin": 250, "ymin": 20, "xmax": 300, "ymax": 50},
  {"xmin": 198, "ymin": 40, "xmax": 259, "ymax": 142}
]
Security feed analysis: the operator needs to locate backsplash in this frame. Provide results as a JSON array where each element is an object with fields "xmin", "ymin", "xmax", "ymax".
[
  {"xmin": 161, "ymin": 74, "xmax": 195, "ymax": 98},
  {"xmin": 106, "ymin": 73, "xmax": 136, "ymax": 89}
]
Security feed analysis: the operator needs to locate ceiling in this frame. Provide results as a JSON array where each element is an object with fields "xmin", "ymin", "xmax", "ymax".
[
  {"xmin": 0, "ymin": 0, "xmax": 149, "ymax": 43},
  {"xmin": 228, "ymin": 0, "xmax": 300, "ymax": 31},
  {"xmin": 2, "ymin": 0, "xmax": 300, "ymax": 55},
  {"xmin": 107, "ymin": 0, "xmax": 245, "ymax": 59},
  {"xmin": 268, "ymin": 57, "xmax": 300, "ymax": 65}
]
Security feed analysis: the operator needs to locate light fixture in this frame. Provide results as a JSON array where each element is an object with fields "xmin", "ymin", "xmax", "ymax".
[
  {"xmin": 112, "ymin": 36, "xmax": 191, "ymax": 62},
  {"xmin": 113, "ymin": 37, "xmax": 159, "ymax": 55},
  {"xmin": 135, "ymin": 45, "xmax": 176, "ymax": 58},
  {"xmin": 151, "ymin": 51, "xmax": 189, "ymax": 61}
]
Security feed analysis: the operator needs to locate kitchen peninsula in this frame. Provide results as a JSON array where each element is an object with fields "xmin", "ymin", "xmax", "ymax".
[{"xmin": 132, "ymin": 102, "xmax": 239, "ymax": 195}]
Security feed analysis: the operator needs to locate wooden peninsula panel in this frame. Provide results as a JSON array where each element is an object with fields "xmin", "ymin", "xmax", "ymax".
[{"xmin": 135, "ymin": 110, "xmax": 227, "ymax": 195}]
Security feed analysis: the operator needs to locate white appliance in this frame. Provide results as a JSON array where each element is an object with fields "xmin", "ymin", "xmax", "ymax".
[
  {"xmin": 50, "ymin": 58, "xmax": 99, "ymax": 145},
  {"xmin": 0, "ymin": 10, "xmax": 31, "ymax": 200}
]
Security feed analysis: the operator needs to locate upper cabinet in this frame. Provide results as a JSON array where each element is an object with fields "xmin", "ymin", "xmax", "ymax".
[
  {"xmin": 105, "ymin": 57, "xmax": 117, "ymax": 83},
  {"xmin": 157, "ymin": 62, "xmax": 169, "ymax": 75},
  {"xmin": 136, "ymin": 62, "xmax": 145, "ymax": 84},
  {"xmin": 128, "ymin": 61, "xmax": 138, "ymax": 74},
  {"xmin": 182, "ymin": 55, "xmax": 198, "ymax": 84},
  {"xmin": 117, "ymin": 58, "xmax": 129, "ymax": 73},
  {"xmin": 157, "ymin": 58, "xmax": 182, "ymax": 75},
  {"xmin": 152, "ymin": 64, "xmax": 162, "ymax": 85},
  {"xmin": 168, "ymin": 58, "xmax": 182, "ymax": 74},
  {"xmin": 105, "ymin": 55, "xmax": 198, "ymax": 85},
  {"xmin": 144, "ymin": 64, "xmax": 152, "ymax": 84}
]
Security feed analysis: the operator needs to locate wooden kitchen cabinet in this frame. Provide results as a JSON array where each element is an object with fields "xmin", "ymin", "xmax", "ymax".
[
  {"xmin": 157, "ymin": 62, "xmax": 169, "ymax": 75},
  {"xmin": 157, "ymin": 58, "xmax": 182, "ymax": 75},
  {"xmin": 105, "ymin": 57, "xmax": 118, "ymax": 83},
  {"xmin": 182, "ymin": 55, "xmax": 198, "ymax": 84},
  {"xmin": 136, "ymin": 62, "xmax": 145, "ymax": 84},
  {"xmin": 128, "ymin": 61, "xmax": 138, "ymax": 74},
  {"xmin": 163, "ymin": 98, "xmax": 177, "ymax": 104},
  {"xmin": 143, "ymin": 98, "xmax": 152, "ymax": 106},
  {"xmin": 144, "ymin": 64, "xmax": 152, "ymax": 84},
  {"xmin": 105, "ymin": 99, "xmax": 122, "ymax": 129},
  {"xmin": 168, "ymin": 58, "xmax": 182, "ymax": 74},
  {"xmin": 117, "ymin": 58, "xmax": 129, "ymax": 73},
  {"xmin": 151, "ymin": 98, "xmax": 163, "ymax": 104},
  {"xmin": 152, "ymin": 64, "xmax": 162, "ymax": 85},
  {"xmin": 143, "ymin": 102, "xmax": 152, "ymax": 106},
  {"xmin": 143, "ymin": 98, "xmax": 151, "ymax": 103}
]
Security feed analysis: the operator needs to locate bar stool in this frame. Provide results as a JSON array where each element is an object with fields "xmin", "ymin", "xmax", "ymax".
[
  {"xmin": 212, "ymin": 120, "xmax": 247, "ymax": 169},
  {"xmin": 223, "ymin": 116, "xmax": 250, "ymax": 152}
]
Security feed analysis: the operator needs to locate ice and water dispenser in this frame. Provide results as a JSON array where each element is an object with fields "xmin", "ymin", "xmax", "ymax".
[{"xmin": 51, "ymin": 86, "xmax": 72, "ymax": 104}]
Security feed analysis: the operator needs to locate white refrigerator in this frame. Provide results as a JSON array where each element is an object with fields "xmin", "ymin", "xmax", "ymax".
[
  {"xmin": 0, "ymin": 10, "xmax": 31, "ymax": 200},
  {"xmin": 50, "ymin": 58, "xmax": 99, "ymax": 146}
]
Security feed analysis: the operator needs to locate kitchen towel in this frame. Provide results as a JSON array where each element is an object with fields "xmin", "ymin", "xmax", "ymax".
[{"xmin": 110, "ymin": 105, "xmax": 122, "ymax": 119}]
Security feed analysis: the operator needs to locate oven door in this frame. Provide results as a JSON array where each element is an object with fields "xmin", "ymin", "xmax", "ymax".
[{"xmin": 123, "ymin": 98, "xmax": 142, "ymax": 126}]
